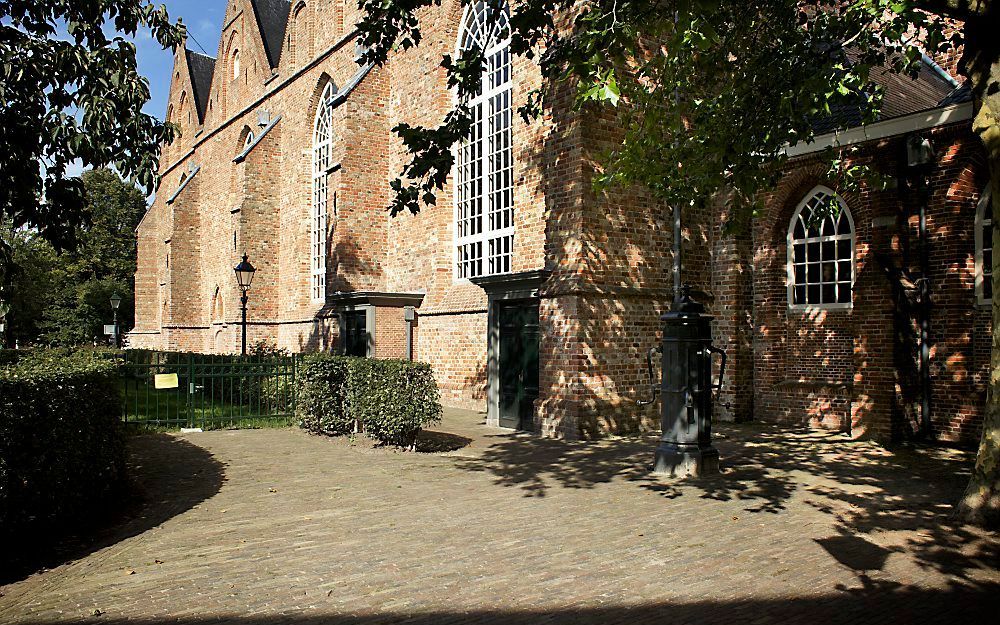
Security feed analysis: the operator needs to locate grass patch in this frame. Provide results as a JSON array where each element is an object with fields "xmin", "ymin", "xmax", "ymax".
[{"xmin": 120, "ymin": 378, "xmax": 294, "ymax": 432}]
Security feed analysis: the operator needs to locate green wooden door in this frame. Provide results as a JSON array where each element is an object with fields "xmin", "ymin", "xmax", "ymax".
[{"xmin": 498, "ymin": 302, "xmax": 540, "ymax": 431}]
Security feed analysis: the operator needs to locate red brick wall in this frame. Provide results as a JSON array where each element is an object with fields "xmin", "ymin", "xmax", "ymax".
[
  {"xmin": 133, "ymin": 0, "xmax": 990, "ymax": 445},
  {"xmin": 747, "ymin": 124, "xmax": 990, "ymax": 445}
]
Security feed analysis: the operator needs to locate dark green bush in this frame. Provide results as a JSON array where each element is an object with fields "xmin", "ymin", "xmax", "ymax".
[
  {"xmin": 348, "ymin": 358, "xmax": 443, "ymax": 448},
  {"xmin": 296, "ymin": 353, "xmax": 354, "ymax": 435},
  {"xmin": 296, "ymin": 356, "xmax": 443, "ymax": 447},
  {"xmin": 0, "ymin": 352, "xmax": 125, "ymax": 537},
  {"xmin": 0, "ymin": 349, "xmax": 19, "ymax": 366}
]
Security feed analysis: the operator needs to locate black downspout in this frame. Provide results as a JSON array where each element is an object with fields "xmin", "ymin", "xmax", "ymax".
[{"xmin": 918, "ymin": 176, "xmax": 932, "ymax": 439}]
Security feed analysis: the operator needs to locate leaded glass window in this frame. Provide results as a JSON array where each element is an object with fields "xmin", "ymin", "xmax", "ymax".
[
  {"xmin": 455, "ymin": 0, "xmax": 513, "ymax": 279},
  {"xmin": 787, "ymin": 186, "xmax": 854, "ymax": 308},
  {"xmin": 311, "ymin": 82, "xmax": 335, "ymax": 301},
  {"xmin": 977, "ymin": 185, "xmax": 993, "ymax": 303}
]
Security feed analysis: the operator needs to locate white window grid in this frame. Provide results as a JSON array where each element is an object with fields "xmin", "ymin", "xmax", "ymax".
[
  {"xmin": 454, "ymin": 1, "xmax": 514, "ymax": 280},
  {"xmin": 786, "ymin": 186, "xmax": 855, "ymax": 310},
  {"xmin": 311, "ymin": 83, "xmax": 335, "ymax": 302},
  {"xmin": 976, "ymin": 185, "xmax": 993, "ymax": 305}
]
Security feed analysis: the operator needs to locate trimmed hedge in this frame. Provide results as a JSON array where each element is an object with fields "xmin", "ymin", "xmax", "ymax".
[
  {"xmin": 349, "ymin": 358, "xmax": 443, "ymax": 447},
  {"xmin": 0, "ymin": 351, "xmax": 125, "ymax": 537},
  {"xmin": 297, "ymin": 355, "xmax": 443, "ymax": 447},
  {"xmin": 0, "ymin": 349, "xmax": 18, "ymax": 366},
  {"xmin": 297, "ymin": 354, "xmax": 353, "ymax": 435}
]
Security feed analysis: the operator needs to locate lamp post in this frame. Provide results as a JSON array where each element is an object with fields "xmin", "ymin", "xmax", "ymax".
[
  {"xmin": 110, "ymin": 293, "xmax": 122, "ymax": 349},
  {"xmin": 233, "ymin": 253, "xmax": 256, "ymax": 355}
]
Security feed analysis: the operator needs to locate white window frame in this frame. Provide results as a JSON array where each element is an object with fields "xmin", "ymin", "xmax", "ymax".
[
  {"xmin": 453, "ymin": 0, "xmax": 515, "ymax": 281},
  {"xmin": 311, "ymin": 82, "xmax": 335, "ymax": 302},
  {"xmin": 976, "ymin": 185, "xmax": 993, "ymax": 306},
  {"xmin": 786, "ymin": 185, "xmax": 856, "ymax": 311}
]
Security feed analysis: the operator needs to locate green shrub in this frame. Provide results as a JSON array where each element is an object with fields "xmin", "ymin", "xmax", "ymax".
[
  {"xmin": 296, "ymin": 356, "xmax": 443, "ymax": 447},
  {"xmin": 347, "ymin": 358, "xmax": 443, "ymax": 448},
  {"xmin": 0, "ymin": 349, "xmax": 19, "ymax": 366},
  {"xmin": 296, "ymin": 353, "xmax": 354, "ymax": 435},
  {"xmin": 0, "ymin": 351, "xmax": 125, "ymax": 537}
]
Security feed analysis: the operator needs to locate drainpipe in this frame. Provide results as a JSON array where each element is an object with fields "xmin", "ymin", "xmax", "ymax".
[
  {"xmin": 906, "ymin": 134, "xmax": 936, "ymax": 439},
  {"xmin": 404, "ymin": 306, "xmax": 415, "ymax": 361},
  {"xmin": 918, "ymin": 176, "xmax": 932, "ymax": 438}
]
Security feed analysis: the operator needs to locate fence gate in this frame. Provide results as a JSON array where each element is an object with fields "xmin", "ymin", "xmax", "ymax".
[{"xmin": 121, "ymin": 351, "xmax": 297, "ymax": 429}]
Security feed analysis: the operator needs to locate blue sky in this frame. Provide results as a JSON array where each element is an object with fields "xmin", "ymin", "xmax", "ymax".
[{"xmin": 138, "ymin": 0, "xmax": 225, "ymax": 120}]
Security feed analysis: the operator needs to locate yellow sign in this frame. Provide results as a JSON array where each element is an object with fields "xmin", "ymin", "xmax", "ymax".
[{"xmin": 154, "ymin": 373, "xmax": 179, "ymax": 389}]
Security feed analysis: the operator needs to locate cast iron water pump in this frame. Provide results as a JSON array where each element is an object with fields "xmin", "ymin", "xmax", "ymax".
[{"xmin": 639, "ymin": 286, "xmax": 725, "ymax": 477}]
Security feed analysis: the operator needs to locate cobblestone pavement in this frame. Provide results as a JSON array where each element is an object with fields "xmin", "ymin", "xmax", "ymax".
[{"xmin": 2, "ymin": 409, "xmax": 998, "ymax": 625}]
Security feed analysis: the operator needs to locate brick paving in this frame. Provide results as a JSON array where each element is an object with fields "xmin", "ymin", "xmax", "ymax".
[{"xmin": 1, "ymin": 409, "xmax": 998, "ymax": 624}]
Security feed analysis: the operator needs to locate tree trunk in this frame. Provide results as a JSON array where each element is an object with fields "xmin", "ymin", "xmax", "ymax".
[{"xmin": 956, "ymin": 7, "xmax": 1000, "ymax": 528}]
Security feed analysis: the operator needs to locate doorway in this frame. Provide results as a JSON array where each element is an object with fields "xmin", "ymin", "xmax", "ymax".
[{"xmin": 498, "ymin": 302, "xmax": 540, "ymax": 431}]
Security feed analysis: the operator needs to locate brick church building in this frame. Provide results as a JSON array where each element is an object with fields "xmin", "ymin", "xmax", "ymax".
[{"xmin": 131, "ymin": 0, "xmax": 991, "ymax": 445}]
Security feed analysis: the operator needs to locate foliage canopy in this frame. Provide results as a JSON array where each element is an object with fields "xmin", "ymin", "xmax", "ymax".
[
  {"xmin": 0, "ymin": 0, "xmax": 183, "ymax": 270},
  {"xmin": 357, "ymin": 0, "xmax": 955, "ymax": 218}
]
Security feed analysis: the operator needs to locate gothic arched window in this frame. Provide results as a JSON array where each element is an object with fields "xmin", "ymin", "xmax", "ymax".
[
  {"xmin": 232, "ymin": 48, "xmax": 241, "ymax": 80},
  {"xmin": 311, "ymin": 82, "xmax": 335, "ymax": 301},
  {"xmin": 976, "ymin": 184, "xmax": 993, "ymax": 304},
  {"xmin": 454, "ymin": 0, "xmax": 513, "ymax": 279},
  {"xmin": 787, "ymin": 186, "xmax": 855, "ymax": 308}
]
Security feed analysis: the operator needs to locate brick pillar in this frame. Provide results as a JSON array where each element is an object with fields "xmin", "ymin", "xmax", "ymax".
[{"xmin": 712, "ymin": 205, "xmax": 754, "ymax": 422}]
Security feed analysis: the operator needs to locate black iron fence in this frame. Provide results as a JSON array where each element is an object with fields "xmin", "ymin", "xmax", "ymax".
[{"xmin": 121, "ymin": 350, "xmax": 297, "ymax": 429}]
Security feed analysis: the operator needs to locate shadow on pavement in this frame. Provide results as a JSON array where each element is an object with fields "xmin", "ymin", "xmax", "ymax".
[
  {"xmin": 2, "ymin": 434, "xmax": 225, "ymax": 585},
  {"xmin": 13, "ymin": 585, "xmax": 1000, "ymax": 625},
  {"xmin": 450, "ymin": 422, "xmax": 998, "ymax": 593}
]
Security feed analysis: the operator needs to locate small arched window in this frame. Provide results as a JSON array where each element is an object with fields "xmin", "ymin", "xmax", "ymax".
[
  {"xmin": 311, "ymin": 81, "xmax": 335, "ymax": 302},
  {"xmin": 454, "ymin": 0, "xmax": 513, "ymax": 279},
  {"xmin": 211, "ymin": 287, "xmax": 225, "ymax": 323},
  {"xmin": 976, "ymin": 184, "xmax": 993, "ymax": 304},
  {"xmin": 289, "ymin": 2, "xmax": 307, "ymax": 67},
  {"xmin": 232, "ymin": 48, "xmax": 241, "ymax": 80},
  {"xmin": 179, "ymin": 91, "xmax": 188, "ymax": 125},
  {"xmin": 244, "ymin": 130, "xmax": 255, "ymax": 148},
  {"xmin": 787, "ymin": 186, "xmax": 855, "ymax": 308}
]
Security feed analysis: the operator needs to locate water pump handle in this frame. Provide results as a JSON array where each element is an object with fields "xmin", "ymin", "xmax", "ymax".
[
  {"xmin": 707, "ymin": 344, "xmax": 727, "ymax": 393},
  {"xmin": 637, "ymin": 345, "xmax": 662, "ymax": 406}
]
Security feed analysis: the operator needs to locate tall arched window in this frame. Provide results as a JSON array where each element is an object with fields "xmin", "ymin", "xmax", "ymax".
[
  {"xmin": 787, "ymin": 186, "xmax": 855, "ymax": 308},
  {"xmin": 311, "ymin": 82, "xmax": 335, "ymax": 301},
  {"xmin": 455, "ymin": 0, "xmax": 513, "ymax": 279},
  {"xmin": 976, "ymin": 184, "xmax": 993, "ymax": 304}
]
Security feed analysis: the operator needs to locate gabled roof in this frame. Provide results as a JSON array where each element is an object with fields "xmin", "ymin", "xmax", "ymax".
[
  {"xmin": 250, "ymin": 0, "xmax": 291, "ymax": 69},
  {"xmin": 185, "ymin": 50, "xmax": 216, "ymax": 123},
  {"xmin": 811, "ymin": 55, "xmax": 969, "ymax": 135}
]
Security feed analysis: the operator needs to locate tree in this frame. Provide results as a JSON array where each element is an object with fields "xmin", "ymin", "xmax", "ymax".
[
  {"xmin": 355, "ymin": 0, "xmax": 999, "ymax": 526},
  {"xmin": 2, "ymin": 169, "xmax": 145, "ymax": 347},
  {"xmin": 0, "ymin": 0, "xmax": 184, "ymax": 279},
  {"xmin": 944, "ymin": 2, "xmax": 1000, "ymax": 528},
  {"xmin": 35, "ymin": 168, "xmax": 147, "ymax": 346},
  {"xmin": 0, "ymin": 228, "xmax": 57, "ymax": 347}
]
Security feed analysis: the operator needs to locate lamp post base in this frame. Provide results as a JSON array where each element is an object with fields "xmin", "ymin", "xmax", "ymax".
[{"xmin": 652, "ymin": 442, "xmax": 720, "ymax": 478}]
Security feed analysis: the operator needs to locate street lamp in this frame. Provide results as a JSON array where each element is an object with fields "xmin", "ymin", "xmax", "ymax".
[
  {"xmin": 233, "ymin": 253, "xmax": 256, "ymax": 355},
  {"xmin": 110, "ymin": 293, "xmax": 122, "ymax": 349}
]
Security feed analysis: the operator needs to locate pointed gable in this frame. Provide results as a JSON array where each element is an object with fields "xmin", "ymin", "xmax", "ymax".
[
  {"xmin": 250, "ymin": 0, "xmax": 291, "ymax": 69},
  {"xmin": 184, "ymin": 50, "xmax": 216, "ymax": 123}
]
